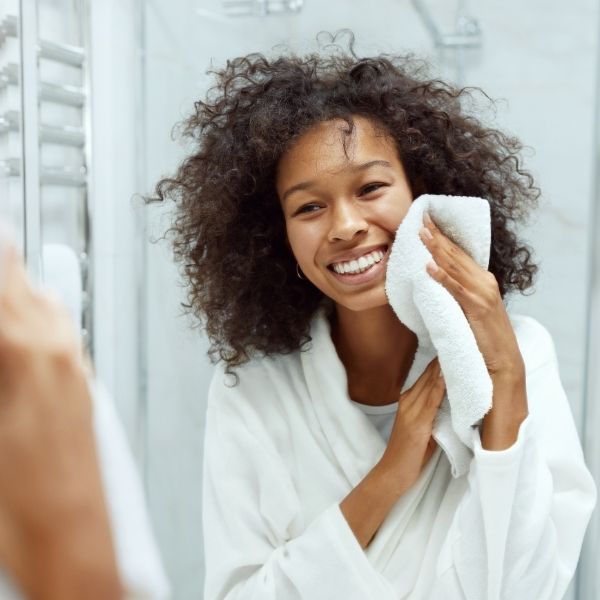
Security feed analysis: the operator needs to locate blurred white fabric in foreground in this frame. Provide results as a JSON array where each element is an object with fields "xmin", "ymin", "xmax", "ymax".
[{"xmin": 0, "ymin": 378, "xmax": 171, "ymax": 599}]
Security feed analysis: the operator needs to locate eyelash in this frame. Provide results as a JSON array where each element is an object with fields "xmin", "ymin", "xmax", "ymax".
[{"xmin": 295, "ymin": 183, "xmax": 387, "ymax": 215}]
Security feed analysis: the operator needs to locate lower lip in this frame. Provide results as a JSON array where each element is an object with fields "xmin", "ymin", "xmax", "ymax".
[{"xmin": 328, "ymin": 246, "xmax": 389, "ymax": 286}]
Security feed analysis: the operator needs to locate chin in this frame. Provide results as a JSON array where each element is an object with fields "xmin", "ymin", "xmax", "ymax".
[{"xmin": 330, "ymin": 289, "xmax": 390, "ymax": 313}]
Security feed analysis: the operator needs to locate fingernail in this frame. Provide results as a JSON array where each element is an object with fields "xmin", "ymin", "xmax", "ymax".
[
  {"xmin": 420, "ymin": 226, "xmax": 433, "ymax": 241},
  {"xmin": 423, "ymin": 211, "xmax": 433, "ymax": 226}
]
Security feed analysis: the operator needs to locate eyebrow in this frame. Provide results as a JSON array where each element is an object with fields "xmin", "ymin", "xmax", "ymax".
[{"xmin": 281, "ymin": 159, "xmax": 394, "ymax": 203}]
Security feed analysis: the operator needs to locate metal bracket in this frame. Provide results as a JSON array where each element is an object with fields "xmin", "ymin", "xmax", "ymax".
[
  {"xmin": 221, "ymin": 0, "xmax": 303, "ymax": 17},
  {"xmin": 411, "ymin": 0, "xmax": 482, "ymax": 49}
]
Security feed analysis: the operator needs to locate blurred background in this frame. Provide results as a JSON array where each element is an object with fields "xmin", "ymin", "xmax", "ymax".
[{"xmin": 0, "ymin": 0, "xmax": 599, "ymax": 598}]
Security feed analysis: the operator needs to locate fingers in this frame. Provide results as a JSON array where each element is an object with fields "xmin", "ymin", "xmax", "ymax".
[
  {"xmin": 425, "ymin": 373, "xmax": 446, "ymax": 411},
  {"xmin": 0, "ymin": 221, "xmax": 16, "ymax": 290},
  {"xmin": 0, "ymin": 238, "xmax": 83, "ymax": 368},
  {"xmin": 0, "ymin": 239, "xmax": 35, "ymax": 308},
  {"xmin": 421, "ymin": 436, "xmax": 439, "ymax": 467},
  {"xmin": 398, "ymin": 355, "xmax": 446, "ymax": 418},
  {"xmin": 401, "ymin": 356, "xmax": 443, "ymax": 409}
]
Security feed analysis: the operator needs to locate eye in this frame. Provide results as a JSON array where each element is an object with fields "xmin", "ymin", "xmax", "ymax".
[
  {"xmin": 294, "ymin": 203, "xmax": 321, "ymax": 215},
  {"xmin": 360, "ymin": 182, "xmax": 387, "ymax": 195}
]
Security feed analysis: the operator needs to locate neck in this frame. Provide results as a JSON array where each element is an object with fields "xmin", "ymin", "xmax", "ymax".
[{"xmin": 329, "ymin": 303, "xmax": 418, "ymax": 406}]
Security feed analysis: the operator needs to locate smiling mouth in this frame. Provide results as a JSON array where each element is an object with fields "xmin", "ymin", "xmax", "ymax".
[{"xmin": 326, "ymin": 244, "xmax": 389, "ymax": 272}]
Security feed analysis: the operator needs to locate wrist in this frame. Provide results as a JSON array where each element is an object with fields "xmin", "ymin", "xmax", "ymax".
[
  {"xmin": 375, "ymin": 452, "xmax": 414, "ymax": 498},
  {"xmin": 482, "ymin": 375, "xmax": 528, "ymax": 450},
  {"xmin": 490, "ymin": 358, "xmax": 525, "ymax": 385},
  {"xmin": 480, "ymin": 410, "xmax": 527, "ymax": 450}
]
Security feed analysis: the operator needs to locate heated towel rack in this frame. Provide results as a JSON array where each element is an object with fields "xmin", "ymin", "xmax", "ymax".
[{"xmin": 0, "ymin": 0, "xmax": 94, "ymax": 356}]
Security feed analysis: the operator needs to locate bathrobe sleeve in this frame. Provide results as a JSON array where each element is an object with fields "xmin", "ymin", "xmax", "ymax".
[
  {"xmin": 202, "ymin": 368, "xmax": 398, "ymax": 600},
  {"xmin": 431, "ymin": 318, "xmax": 597, "ymax": 600}
]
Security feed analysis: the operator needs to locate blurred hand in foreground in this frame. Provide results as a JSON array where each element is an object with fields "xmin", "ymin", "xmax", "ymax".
[{"xmin": 0, "ymin": 230, "xmax": 122, "ymax": 600}]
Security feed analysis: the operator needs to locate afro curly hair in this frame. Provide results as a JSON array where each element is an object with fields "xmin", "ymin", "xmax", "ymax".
[{"xmin": 152, "ymin": 33, "xmax": 540, "ymax": 382}]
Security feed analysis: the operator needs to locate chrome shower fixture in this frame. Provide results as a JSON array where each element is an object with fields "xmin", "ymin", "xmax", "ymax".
[
  {"xmin": 221, "ymin": 0, "xmax": 304, "ymax": 17},
  {"xmin": 411, "ymin": 0, "xmax": 482, "ymax": 49}
]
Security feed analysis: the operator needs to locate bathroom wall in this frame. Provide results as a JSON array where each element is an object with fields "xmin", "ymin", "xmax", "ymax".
[
  {"xmin": 89, "ymin": 0, "xmax": 145, "ymax": 458},
  {"xmin": 136, "ymin": 1, "xmax": 599, "ymax": 598}
]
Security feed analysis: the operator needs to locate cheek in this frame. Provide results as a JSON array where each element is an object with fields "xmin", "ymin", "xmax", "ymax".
[
  {"xmin": 286, "ymin": 222, "xmax": 319, "ymax": 262},
  {"xmin": 376, "ymin": 194, "xmax": 411, "ymax": 231},
  {"xmin": 285, "ymin": 223, "xmax": 301, "ymax": 254}
]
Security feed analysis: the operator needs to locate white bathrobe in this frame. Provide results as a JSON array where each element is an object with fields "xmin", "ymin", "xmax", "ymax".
[{"xmin": 202, "ymin": 308, "xmax": 597, "ymax": 600}]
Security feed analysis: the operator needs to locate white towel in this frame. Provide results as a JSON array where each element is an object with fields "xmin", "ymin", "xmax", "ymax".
[
  {"xmin": 384, "ymin": 194, "xmax": 494, "ymax": 478},
  {"xmin": 41, "ymin": 243, "xmax": 83, "ymax": 329}
]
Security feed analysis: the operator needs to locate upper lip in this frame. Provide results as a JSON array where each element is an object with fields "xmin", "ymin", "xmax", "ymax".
[{"xmin": 327, "ymin": 244, "xmax": 388, "ymax": 266}]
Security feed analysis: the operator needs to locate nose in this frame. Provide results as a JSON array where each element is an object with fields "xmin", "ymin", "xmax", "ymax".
[{"xmin": 327, "ymin": 200, "xmax": 369, "ymax": 242}]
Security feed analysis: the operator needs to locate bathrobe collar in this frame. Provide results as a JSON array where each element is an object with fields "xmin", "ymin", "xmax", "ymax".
[{"xmin": 300, "ymin": 305, "xmax": 430, "ymax": 488}]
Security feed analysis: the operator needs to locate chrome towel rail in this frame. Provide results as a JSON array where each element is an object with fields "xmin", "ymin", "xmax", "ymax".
[
  {"xmin": 0, "ymin": 110, "xmax": 86, "ymax": 146},
  {"xmin": 1, "ymin": 14, "xmax": 85, "ymax": 67},
  {"xmin": 1, "ymin": 158, "xmax": 87, "ymax": 187},
  {"xmin": 0, "ymin": 63, "xmax": 86, "ymax": 107},
  {"xmin": 0, "ymin": 1, "xmax": 94, "ymax": 355}
]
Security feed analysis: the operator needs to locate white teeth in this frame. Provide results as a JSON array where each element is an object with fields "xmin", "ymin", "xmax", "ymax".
[{"xmin": 332, "ymin": 249, "xmax": 385, "ymax": 275}]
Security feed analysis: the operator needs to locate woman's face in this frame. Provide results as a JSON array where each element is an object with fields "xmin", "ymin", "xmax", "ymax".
[{"xmin": 276, "ymin": 115, "xmax": 414, "ymax": 312}]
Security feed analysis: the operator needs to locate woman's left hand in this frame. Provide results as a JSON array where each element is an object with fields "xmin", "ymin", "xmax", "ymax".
[
  {"xmin": 419, "ymin": 210, "xmax": 529, "ymax": 450},
  {"xmin": 418, "ymin": 210, "xmax": 525, "ymax": 383}
]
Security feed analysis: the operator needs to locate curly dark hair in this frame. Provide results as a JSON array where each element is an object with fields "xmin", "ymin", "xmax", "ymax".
[{"xmin": 152, "ymin": 32, "xmax": 540, "ymax": 381}]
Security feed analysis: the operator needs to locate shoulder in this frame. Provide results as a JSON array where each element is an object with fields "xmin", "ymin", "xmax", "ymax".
[
  {"xmin": 208, "ymin": 351, "xmax": 302, "ymax": 407},
  {"xmin": 508, "ymin": 312, "xmax": 557, "ymax": 374},
  {"xmin": 206, "ymin": 350, "xmax": 305, "ymax": 444}
]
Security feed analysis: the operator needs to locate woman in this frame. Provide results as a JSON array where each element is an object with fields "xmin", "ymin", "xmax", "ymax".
[
  {"xmin": 0, "ymin": 43, "xmax": 595, "ymax": 599},
  {"xmin": 154, "ymin": 43, "xmax": 597, "ymax": 599}
]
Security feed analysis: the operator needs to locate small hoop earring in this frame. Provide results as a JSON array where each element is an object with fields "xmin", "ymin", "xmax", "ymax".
[{"xmin": 296, "ymin": 262, "xmax": 306, "ymax": 280}]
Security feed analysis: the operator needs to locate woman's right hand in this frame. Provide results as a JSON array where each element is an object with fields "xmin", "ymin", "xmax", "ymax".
[
  {"xmin": 0, "ymin": 234, "xmax": 122, "ymax": 600},
  {"xmin": 381, "ymin": 357, "xmax": 446, "ymax": 491}
]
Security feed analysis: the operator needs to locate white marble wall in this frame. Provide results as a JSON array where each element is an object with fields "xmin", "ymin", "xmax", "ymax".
[{"xmin": 138, "ymin": 1, "xmax": 598, "ymax": 598}]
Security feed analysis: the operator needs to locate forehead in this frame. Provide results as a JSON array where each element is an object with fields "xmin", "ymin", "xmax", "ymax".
[{"xmin": 276, "ymin": 116, "xmax": 398, "ymax": 188}]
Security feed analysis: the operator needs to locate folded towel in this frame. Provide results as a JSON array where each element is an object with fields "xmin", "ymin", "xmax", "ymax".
[
  {"xmin": 384, "ymin": 194, "xmax": 493, "ymax": 478},
  {"xmin": 42, "ymin": 243, "xmax": 83, "ymax": 329}
]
